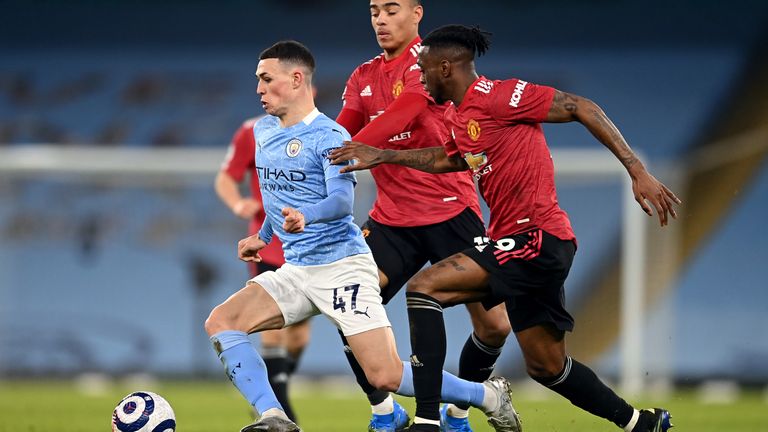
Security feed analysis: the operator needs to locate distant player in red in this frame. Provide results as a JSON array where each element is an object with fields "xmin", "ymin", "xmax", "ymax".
[
  {"xmin": 331, "ymin": 25, "xmax": 679, "ymax": 432},
  {"xmin": 215, "ymin": 117, "xmax": 310, "ymax": 423},
  {"xmin": 335, "ymin": 2, "xmax": 511, "ymax": 430}
]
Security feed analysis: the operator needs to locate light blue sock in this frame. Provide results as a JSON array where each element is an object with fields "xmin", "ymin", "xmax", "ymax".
[
  {"xmin": 396, "ymin": 361, "xmax": 485, "ymax": 408},
  {"xmin": 211, "ymin": 330, "xmax": 282, "ymax": 415}
]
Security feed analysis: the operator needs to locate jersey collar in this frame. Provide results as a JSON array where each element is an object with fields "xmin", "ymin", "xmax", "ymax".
[{"xmin": 302, "ymin": 107, "xmax": 321, "ymax": 125}]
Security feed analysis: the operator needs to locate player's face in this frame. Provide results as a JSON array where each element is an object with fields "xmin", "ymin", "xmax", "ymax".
[
  {"xmin": 417, "ymin": 46, "xmax": 447, "ymax": 104},
  {"xmin": 255, "ymin": 59, "xmax": 295, "ymax": 117},
  {"xmin": 369, "ymin": 0, "xmax": 422, "ymax": 53}
]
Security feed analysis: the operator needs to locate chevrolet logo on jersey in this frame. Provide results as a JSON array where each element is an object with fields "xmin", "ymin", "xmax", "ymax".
[
  {"xmin": 463, "ymin": 151, "xmax": 488, "ymax": 172},
  {"xmin": 467, "ymin": 119, "xmax": 481, "ymax": 141},
  {"xmin": 392, "ymin": 80, "xmax": 404, "ymax": 98}
]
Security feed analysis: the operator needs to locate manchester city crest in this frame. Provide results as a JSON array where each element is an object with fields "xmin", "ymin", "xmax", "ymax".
[{"xmin": 286, "ymin": 138, "xmax": 303, "ymax": 157}]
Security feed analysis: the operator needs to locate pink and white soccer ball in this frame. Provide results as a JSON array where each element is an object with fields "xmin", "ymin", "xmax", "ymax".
[{"xmin": 111, "ymin": 391, "xmax": 176, "ymax": 432}]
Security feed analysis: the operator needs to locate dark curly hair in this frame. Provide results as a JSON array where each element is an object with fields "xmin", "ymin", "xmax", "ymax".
[{"xmin": 422, "ymin": 24, "xmax": 492, "ymax": 57}]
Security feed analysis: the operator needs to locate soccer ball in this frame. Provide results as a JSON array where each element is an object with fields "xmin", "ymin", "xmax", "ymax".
[{"xmin": 111, "ymin": 391, "xmax": 176, "ymax": 432}]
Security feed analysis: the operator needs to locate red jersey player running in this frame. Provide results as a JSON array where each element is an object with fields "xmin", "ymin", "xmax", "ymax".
[
  {"xmin": 331, "ymin": 25, "xmax": 679, "ymax": 432},
  {"xmin": 335, "ymin": 2, "xmax": 511, "ymax": 431},
  {"xmin": 215, "ymin": 117, "xmax": 311, "ymax": 423}
]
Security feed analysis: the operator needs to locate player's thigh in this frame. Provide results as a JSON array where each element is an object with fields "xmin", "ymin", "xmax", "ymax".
[
  {"xmin": 251, "ymin": 262, "xmax": 300, "ymax": 347},
  {"xmin": 251, "ymin": 263, "xmax": 319, "ymax": 329},
  {"xmin": 345, "ymin": 326, "xmax": 402, "ymax": 390},
  {"xmin": 363, "ymin": 218, "xmax": 428, "ymax": 304},
  {"xmin": 206, "ymin": 282, "xmax": 285, "ymax": 335},
  {"xmin": 407, "ymin": 252, "xmax": 491, "ymax": 306}
]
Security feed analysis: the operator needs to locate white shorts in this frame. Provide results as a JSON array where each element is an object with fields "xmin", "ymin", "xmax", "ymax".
[{"xmin": 249, "ymin": 253, "xmax": 390, "ymax": 336}]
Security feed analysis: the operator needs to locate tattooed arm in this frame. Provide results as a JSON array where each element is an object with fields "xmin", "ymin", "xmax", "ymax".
[
  {"xmin": 546, "ymin": 90, "xmax": 681, "ymax": 226},
  {"xmin": 546, "ymin": 90, "xmax": 641, "ymax": 171},
  {"xmin": 329, "ymin": 141, "xmax": 469, "ymax": 174}
]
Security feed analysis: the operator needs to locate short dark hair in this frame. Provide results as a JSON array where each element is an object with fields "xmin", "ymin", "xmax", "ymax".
[
  {"xmin": 259, "ymin": 40, "xmax": 315, "ymax": 73},
  {"xmin": 422, "ymin": 25, "xmax": 492, "ymax": 58}
]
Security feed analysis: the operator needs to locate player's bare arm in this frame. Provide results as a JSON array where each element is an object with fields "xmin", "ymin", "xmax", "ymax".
[
  {"xmin": 329, "ymin": 141, "xmax": 468, "ymax": 174},
  {"xmin": 237, "ymin": 234, "xmax": 267, "ymax": 262},
  {"xmin": 214, "ymin": 171, "xmax": 262, "ymax": 219},
  {"xmin": 546, "ymin": 89, "xmax": 682, "ymax": 226}
]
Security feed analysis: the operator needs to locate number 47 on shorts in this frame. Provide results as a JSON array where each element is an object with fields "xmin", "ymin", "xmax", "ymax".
[{"xmin": 332, "ymin": 284, "xmax": 360, "ymax": 313}]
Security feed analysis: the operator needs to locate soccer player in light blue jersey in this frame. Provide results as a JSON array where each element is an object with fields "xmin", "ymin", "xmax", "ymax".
[{"xmin": 204, "ymin": 41, "xmax": 521, "ymax": 432}]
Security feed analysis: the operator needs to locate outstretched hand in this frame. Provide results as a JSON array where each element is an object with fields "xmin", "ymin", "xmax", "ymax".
[
  {"xmin": 631, "ymin": 169, "xmax": 682, "ymax": 226},
  {"xmin": 237, "ymin": 234, "xmax": 267, "ymax": 262},
  {"xmin": 328, "ymin": 141, "xmax": 387, "ymax": 173},
  {"xmin": 282, "ymin": 207, "xmax": 306, "ymax": 233}
]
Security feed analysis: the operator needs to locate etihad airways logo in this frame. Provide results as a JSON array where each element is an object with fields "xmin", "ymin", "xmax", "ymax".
[
  {"xmin": 255, "ymin": 166, "xmax": 306, "ymax": 182},
  {"xmin": 256, "ymin": 166, "xmax": 306, "ymax": 192}
]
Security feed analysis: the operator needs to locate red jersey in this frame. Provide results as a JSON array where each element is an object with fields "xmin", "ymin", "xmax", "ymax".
[
  {"xmin": 221, "ymin": 117, "xmax": 285, "ymax": 266},
  {"xmin": 443, "ymin": 77, "xmax": 575, "ymax": 242},
  {"xmin": 342, "ymin": 37, "xmax": 481, "ymax": 227}
]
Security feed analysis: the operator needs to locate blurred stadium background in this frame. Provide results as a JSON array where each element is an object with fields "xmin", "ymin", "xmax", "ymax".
[{"xmin": 1, "ymin": 0, "xmax": 767, "ymax": 430}]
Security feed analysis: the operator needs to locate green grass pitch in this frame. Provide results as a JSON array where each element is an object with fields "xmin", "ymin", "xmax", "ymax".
[{"xmin": 0, "ymin": 380, "xmax": 766, "ymax": 431}]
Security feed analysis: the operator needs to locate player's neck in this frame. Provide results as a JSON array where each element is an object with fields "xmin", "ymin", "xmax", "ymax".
[
  {"xmin": 451, "ymin": 72, "xmax": 480, "ymax": 107},
  {"xmin": 279, "ymin": 99, "xmax": 317, "ymax": 128}
]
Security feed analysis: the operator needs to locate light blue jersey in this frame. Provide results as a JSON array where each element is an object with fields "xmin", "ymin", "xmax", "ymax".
[{"xmin": 253, "ymin": 108, "xmax": 369, "ymax": 266}]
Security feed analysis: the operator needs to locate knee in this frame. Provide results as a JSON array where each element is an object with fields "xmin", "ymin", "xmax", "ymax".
[
  {"xmin": 366, "ymin": 369, "xmax": 400, "ymax": 393},
  {"xmin": 204, "ymin": 305, "xmax": 232, "ymax": 337},
  {"xmin": 364, "ymin": 361, "xmax": 402, "ymax": 392},
  {"xmin": 524, "ymin": 354, "xmax": 566, "ymax": 379},
  {"xmin": 473, "ymin": 320, "xmax": 512, "ymax": 347},
  {"xmin": 405, "ymin": 272, "xmax": 435, "ymax": 297}
]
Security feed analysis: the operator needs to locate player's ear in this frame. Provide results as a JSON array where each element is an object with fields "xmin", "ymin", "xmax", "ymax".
[
  {"xmin": 440, "ymin": 59, "xmax": 451, "ymax": 78},
  {"xmin": 292, "ymin": 70, "xmax": 303, "ymax": 89},
  {"xmin": 412, "ymin": 4, "xmax": 423, "ymax": 24}
]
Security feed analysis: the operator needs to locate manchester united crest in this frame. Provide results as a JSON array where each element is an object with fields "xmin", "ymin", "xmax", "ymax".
[
  {"xmin": 392, "ymin": 80, "xmax": 404, "ymax": 98},
  {"xmin": 286, "ymin": 138, "xmax": 302, "ymax": 157},
  {"xmin": 467, "ymin": 119, "xmax": 481, "ymax": 141}
]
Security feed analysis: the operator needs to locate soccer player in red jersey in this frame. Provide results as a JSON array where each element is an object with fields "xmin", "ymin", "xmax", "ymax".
[
  {"xmin": 215, "ymin": 117, "xmax": 310, "ymax": 423},
  {"xmin": 335, "ymin": 2, "xmax": 511, "ymax": 431},
  {"xmin": 331, "ymin": 25, "xmax": 679, "ymax": 432}
]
